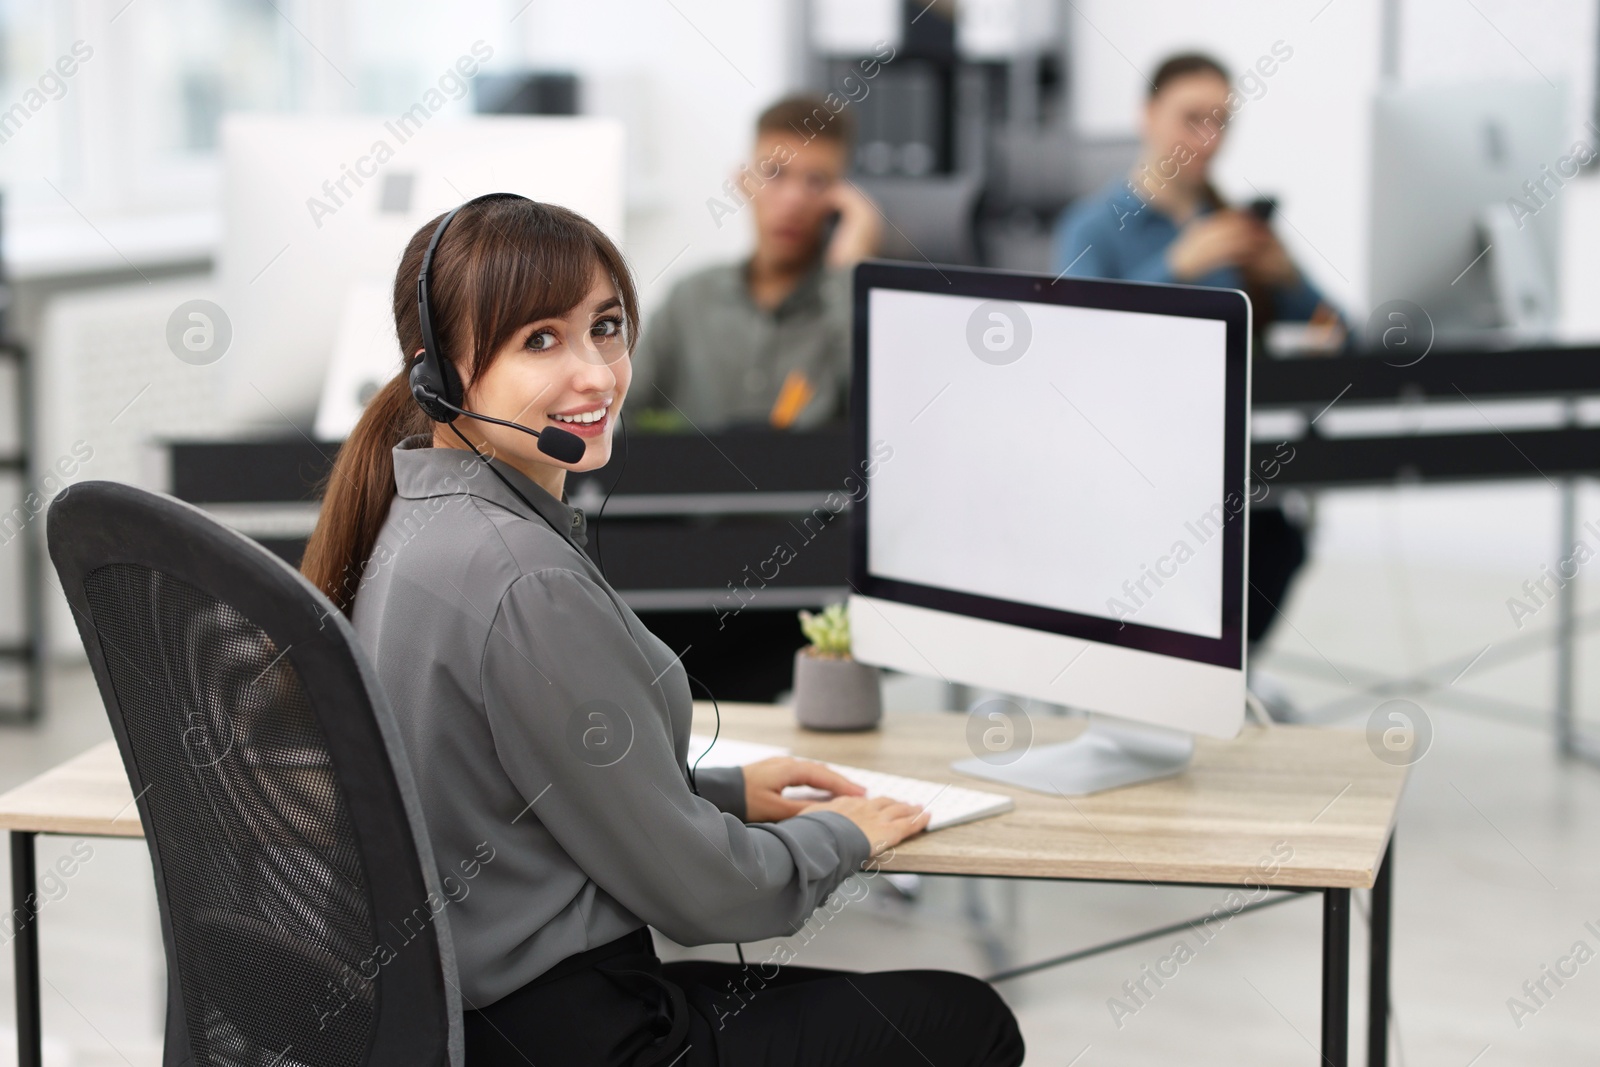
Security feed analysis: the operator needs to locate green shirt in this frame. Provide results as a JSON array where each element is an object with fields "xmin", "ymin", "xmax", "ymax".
[{"xmin": 629, "ymin": 258, "xmax": 851, "ymax": 431}]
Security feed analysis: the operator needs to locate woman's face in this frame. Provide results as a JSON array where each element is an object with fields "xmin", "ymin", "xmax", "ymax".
[
  {"xmin": 1142, "ymin": 71, "xmax": 1232, "ymax": 181},
  {"xmin": 435, "ymin": 263, "xmax": 629, "ymax": 494}
]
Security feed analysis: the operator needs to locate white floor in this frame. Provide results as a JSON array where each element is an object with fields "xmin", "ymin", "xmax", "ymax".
[{"xmin": 4, "ymin": 496, "xmax": 1600, "ymax": 1065}]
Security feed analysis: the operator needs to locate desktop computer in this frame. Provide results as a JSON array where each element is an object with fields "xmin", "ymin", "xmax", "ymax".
[
  {"xmin": 1368, "ymin": 82, "xmax": 1566, "ymax": 339},
  {"xmin": 847, "ymin": 261, "xmax": 1251, "ymax": 794}
]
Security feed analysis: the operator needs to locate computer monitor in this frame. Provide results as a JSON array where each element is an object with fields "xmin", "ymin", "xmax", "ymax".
[
  {"xmin": 848, "ymin": 261, "xmax": 1250, "ymax": 794},
  {"xmin": 217, "ymin": 114, "xmax": 625, "ymax": 435},
  {"xmin": 1368, "ymin": 82, "xmax": 1566, "ymax": 339}
]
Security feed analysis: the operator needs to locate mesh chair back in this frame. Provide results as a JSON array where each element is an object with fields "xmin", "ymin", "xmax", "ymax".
[{"xmin": 47, "ymin": 481, "xmax": 462, "ymax": 1067}]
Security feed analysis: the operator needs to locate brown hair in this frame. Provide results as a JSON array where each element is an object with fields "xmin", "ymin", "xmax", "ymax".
[
  {"xmin": 1145, "ymin": 51, "xmax": 1233, "ymax": 214},
  {"xmin": 756, "ymin": 93, "xmax": 857, "ymax": 147},
  {"xmin": 1143, "ymin": 52, "xmax": 1272, "ymax": 321},
  {"xmin": 1148, "ymin": 52, "xmax": 1231, "ymax": 99},
  {"xmin": 300, "ymin": 197, "xmax": 638, "ymax": 616}
]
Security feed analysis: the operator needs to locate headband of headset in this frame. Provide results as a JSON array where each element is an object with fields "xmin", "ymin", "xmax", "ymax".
[{"xmin": 409, "ymin": 192, "xmax": 533, "ymax": 422}]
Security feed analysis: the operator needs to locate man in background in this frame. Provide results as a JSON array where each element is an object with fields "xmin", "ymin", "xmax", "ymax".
[
  {"xmin": 629, "ymin": 93, "xmax": 882, "ymax": 430},
  {"xmin": 622, "ymin": 94, "xmax": 881, "ymax": 705}
]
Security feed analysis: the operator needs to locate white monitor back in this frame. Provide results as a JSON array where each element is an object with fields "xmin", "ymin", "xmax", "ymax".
[
  {"xmin": 218, "ymin": 114, "xmax": 625, "ymax": 435},
  {"xmin": 1368, "ymin": 82, "xmax": 1565, "ymax": 332}
]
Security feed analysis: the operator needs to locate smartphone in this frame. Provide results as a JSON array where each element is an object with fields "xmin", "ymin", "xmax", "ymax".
[
  {"xmin": 819, "ymin": 208, "xmax": 842, "ymax": 250},
  {"xmin": 1246, "ymin": 196, "xmax": 1277, "ymax": 222}
]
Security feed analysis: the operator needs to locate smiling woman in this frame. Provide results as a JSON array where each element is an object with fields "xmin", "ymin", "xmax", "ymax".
[
  {"xmin": 296, "ymin": 194, "xmax": 1021, "ymax": 1067},
  {"xmin": 300, "ymin": 195, "xmax": 638, "ymax": 614}
]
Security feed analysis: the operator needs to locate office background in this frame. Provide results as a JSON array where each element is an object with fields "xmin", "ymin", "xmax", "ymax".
[
  {"xmin": 0, "ymin": 0, "xmax": 1597, "ymax": 1063},
  {"xmin": 4, "ymin": 0, "xmax": 1600, "ymax": 657}
]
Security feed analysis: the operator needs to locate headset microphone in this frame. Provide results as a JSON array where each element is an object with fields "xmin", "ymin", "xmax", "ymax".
[
  {"xmin": 409, "ymin": 192, "xmax": 587, "ymax": 465},
  {"xmin": 409, "ymin": 378, "xmax": 587, "ymax": 463}
]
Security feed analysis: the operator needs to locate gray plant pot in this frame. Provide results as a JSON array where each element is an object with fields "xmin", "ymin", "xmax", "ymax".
[{"xmin": 792, "ymin": 648, "xmax": 883, "ymax": 731}]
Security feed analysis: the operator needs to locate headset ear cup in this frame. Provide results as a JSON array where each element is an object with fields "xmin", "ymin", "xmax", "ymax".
[
  {"xmin": 438, "ymin": 354, "xmax": 463, "ymax": 409},
  {"xmin": 409, "ymin": 353, "xmax": 455, "ymax": 423}
]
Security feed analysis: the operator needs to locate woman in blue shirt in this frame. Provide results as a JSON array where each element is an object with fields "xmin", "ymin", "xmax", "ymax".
[
  {"xmin": 1053, "ymin": 52, "xmax": 1334, "ymax": 325},
  {"xmin": 1053, "ymin": 52, "xmax": 1332, "ymax": 656}
]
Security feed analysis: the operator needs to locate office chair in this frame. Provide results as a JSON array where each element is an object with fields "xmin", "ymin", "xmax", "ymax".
[
  {"xmin": 852, "ymin": 173, "xmax": 984, "ymax": 266},
  {"xmin": 46, "ymin": 480, "xmax": 463, "ymax": 1067}
]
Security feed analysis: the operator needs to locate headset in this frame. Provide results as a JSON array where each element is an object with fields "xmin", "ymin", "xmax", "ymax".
[
  {"xmin": 408, "ymin": 193, "xmax": 729, "ymax": 814},
  {"xmin": 408, "ymin": 192, "xmax": 589, "ymax": 547},
  {"xmin": 410, "ymin": 192, "xmax": 587, "ymax": 459}
]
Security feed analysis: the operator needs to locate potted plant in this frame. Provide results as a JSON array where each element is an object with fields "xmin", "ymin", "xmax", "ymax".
[{"xmin": 792, "ymin": 603, "xmax": 882, "ymax": 731}]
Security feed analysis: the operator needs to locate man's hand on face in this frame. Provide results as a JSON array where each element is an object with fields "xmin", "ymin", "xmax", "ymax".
[{"xmin": 822, "ymin": 179, "xmax": 883, "ymax": 269}]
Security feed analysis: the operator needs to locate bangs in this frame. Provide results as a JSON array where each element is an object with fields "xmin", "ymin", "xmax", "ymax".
[{"xmin": 436, "ymin": 198, "xmax": 637, "ymax": 375}]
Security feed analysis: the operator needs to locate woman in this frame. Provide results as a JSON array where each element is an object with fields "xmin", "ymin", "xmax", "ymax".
[
  {"xmin": 1054, "ymin": 51, "xmax": 1335, "ymax": 657},
  {"xmin": 301, "ymin": 194, "xmax": 1025, "ymax": 1066},
  {"xmin": 1053, "ymin": 51, "xmax": 1336, "ymax": 330}
]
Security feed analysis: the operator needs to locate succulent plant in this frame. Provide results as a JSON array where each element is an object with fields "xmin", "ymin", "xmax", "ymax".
[{"xmin": 798, "ymin": 602, "xmax": 852, "ymax": 659}]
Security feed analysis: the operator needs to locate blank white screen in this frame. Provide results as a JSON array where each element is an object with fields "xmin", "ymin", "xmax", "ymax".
[{"xmin": 866, "ymin": 288, "xmax": 1229, "ymax": 640}]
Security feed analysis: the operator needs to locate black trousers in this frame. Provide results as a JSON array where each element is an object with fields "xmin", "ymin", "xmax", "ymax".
[
  {"xmin": 464, "ymin": 927, "xmax": 1025, "ymax": 1066},
  {"xmin": 1248, "ymin": 507, "xmax": 1308, "ymax": 646},
  {"xmin": 639, "ymin": 610, "xmax": 805, "ymax": 703}
]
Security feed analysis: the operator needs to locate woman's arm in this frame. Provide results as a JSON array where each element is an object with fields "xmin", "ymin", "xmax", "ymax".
[
  {"xmin": 688, "ymin": 759, "xmax": 875, "ymax": 823},
  {"xmin": 688, "ymin": 765, "xmax": 746, "ymax": 820},
  {"xmin": 479, "ymin": 567, "xmax": 874, "ymax": 946}
]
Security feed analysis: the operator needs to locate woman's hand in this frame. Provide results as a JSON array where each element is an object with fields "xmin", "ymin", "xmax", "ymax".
[
  {"xmin": 742, "ymin": 756, "xmax": 866, "ymax": 823},
  {"xmin": 799, "ymin": 795, "xmax": 931, "ymax": 856},
  {"xmin": 1242, "ymin": 229, "xmax": 1301, "ymax": 288},
  {"xmin": 1166, "ymin": 210, "xmax": 1265, "ymax": 281}
]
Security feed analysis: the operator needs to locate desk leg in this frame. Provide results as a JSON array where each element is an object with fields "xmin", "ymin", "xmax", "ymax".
[
  {"xmin": 1369, "ymin": 839, "xmax": 1394, "ymax": 1067},
  {"xmin": 11, "ymin": 831, "xmax": 41, "ymax": 1067},
  {"xmin": 1322, "ymin": 887, "xmax": 1350, "ymax": 1067}
]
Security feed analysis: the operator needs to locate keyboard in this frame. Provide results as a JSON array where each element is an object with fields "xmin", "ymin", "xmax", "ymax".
[{"xmin": 782, "ymin": 764, "xmax": 1014, "ymax": 832}]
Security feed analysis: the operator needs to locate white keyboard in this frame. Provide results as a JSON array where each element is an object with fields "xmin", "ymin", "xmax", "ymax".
[{"xmin": 782, "ymin": 764, "xmax": 1014, "ymax": 832}]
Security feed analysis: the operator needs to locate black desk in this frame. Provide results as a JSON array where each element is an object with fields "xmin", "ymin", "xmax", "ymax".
[
  {"xmin": 165, "ymin": 428, "xmax": 859, "ymax": 700},
  {"xmin": 1254, "ymin": 344, "xmax": 1600, "ymax": 486},
  {"xmin": 162, "ymin": 345, "xmax": 1600, "ymax": 751},
  {"xmin": 1252, "ymin": 343, "xmax": 1600, "ymax": 764}
]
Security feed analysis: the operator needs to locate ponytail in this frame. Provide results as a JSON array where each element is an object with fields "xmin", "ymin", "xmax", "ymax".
[{"xmin": 300, "ymin": 370, "xmax": 431, "ymax": 614}]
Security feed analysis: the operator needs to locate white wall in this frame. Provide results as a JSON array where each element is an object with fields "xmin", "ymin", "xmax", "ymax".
[
  {"xmin": 1398, "ymin": 0, "xmax": 1596, "ymax": 118},
  {"xmin": 513, "ymin": 0, "xmax": 803, "ymax": 312}
]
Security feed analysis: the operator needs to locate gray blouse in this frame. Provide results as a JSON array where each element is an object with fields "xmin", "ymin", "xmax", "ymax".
[{"xmin": 349, "ymin": 434, "xmax": 871, "ymax": 1008}]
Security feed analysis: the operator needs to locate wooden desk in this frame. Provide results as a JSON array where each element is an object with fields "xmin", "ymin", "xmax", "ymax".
[
  {"xmin": 697, "ymin": 703, "xmax": 1404, "ymax": 889},
  {"xmin": 693, "ymin": 702, "xmax": 1405, "ymax": 1067},
  {"xmin": 1, "ymin": 742, "xmax": 142, "ymax": 1067},
  {"xmin": 0, "ymin": 742, "xmax": 142, "ymax": 838},
  {"xmin": 3, "ymin": 709, "xmax": 1406, "ymax": 1067}
]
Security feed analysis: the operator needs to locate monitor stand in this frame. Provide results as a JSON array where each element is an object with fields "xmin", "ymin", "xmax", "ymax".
[{"xmin": 951, "ymin": 714, "xmax": 1194, "ymax": 796}]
